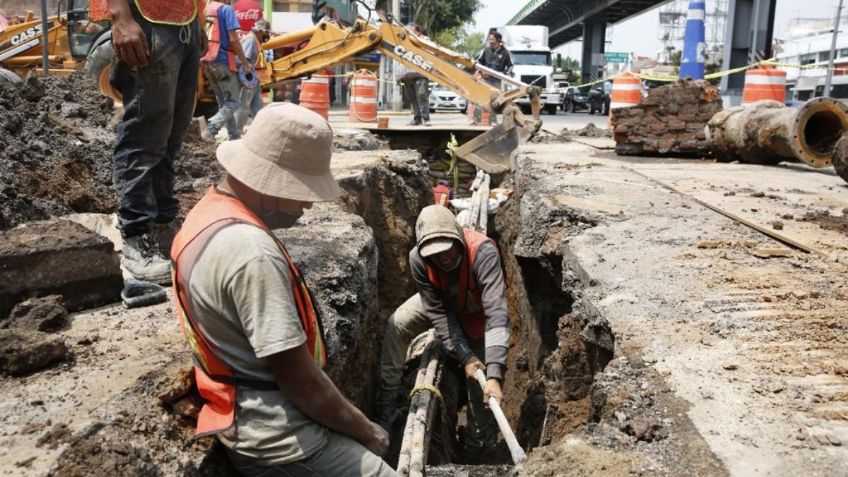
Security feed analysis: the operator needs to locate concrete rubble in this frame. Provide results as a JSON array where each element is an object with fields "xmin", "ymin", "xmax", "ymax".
[{"xmin": 611, "ymin": 79, "xmax": 722, "ymax": 157}]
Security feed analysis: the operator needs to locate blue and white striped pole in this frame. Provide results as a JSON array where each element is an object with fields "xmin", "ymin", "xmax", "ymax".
[{"xmin": 679, "ymin": 1, "xmax": 706, "ymax": 79}]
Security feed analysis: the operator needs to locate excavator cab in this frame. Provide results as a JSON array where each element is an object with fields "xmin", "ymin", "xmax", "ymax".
[{"xmin": 64, "ymin": 0, "xmax": 106, "ymax": 59}]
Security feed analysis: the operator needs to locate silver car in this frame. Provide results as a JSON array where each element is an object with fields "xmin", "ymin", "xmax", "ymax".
[{"xmin": 429, "ymin": 84, "xmax": 467, "ymax": 113}]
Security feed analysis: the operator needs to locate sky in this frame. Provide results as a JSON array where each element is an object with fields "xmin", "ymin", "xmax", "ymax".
[{"xmin": 473, "ymin": 0, "xmax": 845, "ymax": 59}]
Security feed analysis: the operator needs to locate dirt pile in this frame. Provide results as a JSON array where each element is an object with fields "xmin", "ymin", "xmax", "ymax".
[
  {"xmin": 611, "ymin": 79, "xmax": 722, "ymax": 157},
  {"xmin": 0, "ymin": 74, "xmax": 117, "ymax": 229},
  {"xmin": 2, "ymin": 295, "xmax": 67, "ymax": 332},
  {"xmin": 532, "ymin": 123, "xmax": 612, "ymax": 144}
]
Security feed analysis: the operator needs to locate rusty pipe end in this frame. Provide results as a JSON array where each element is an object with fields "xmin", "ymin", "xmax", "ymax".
[{"xmin": 790, "ymin": 97, "xmax": 848, "ymax": 168}]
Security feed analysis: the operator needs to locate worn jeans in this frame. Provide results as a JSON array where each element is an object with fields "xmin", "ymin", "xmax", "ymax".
[
  {"xmin": 472, "ymin": 77, "xmax": 502, "ymax": 125},
  {"xmin": 226, "ymin": 431, "xmax": 396, "ymax": 477},
  {"xmin": 401, "ymin": 75, "xmax": 429, "ymax": 122},
  {"xmin": 111, "ymin": 9, "xmax": 200, "ymax": 237},
  {"xmin": 378, "ymin": 293, "xmax": 496, "ymax": 448},
  {"xmin": 236, "ymin": 85, "xmax": 263, "ymax": 132},
  {"xmin": 204, "ymin": 61, "xmax": 241, "ymax": 139}
]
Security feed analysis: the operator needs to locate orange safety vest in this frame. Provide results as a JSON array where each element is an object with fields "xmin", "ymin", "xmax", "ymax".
[
  {"xmin": 136, "ymin": 0, "xmax": 198, "ymax": 25},
  {"xmin": 433, "ymin": 184, "xmax": 451, "ymax": 207},
  {"xmin": 171, "ymin": 187, "xmax": 327, "ymax": 437},
  {"xmin": 425, "ymin": 228, "xmax": 494, "ymax": 340},
  {"xmin": 201, "ymin": 0, "xmax": 238, "ymax": 71}
]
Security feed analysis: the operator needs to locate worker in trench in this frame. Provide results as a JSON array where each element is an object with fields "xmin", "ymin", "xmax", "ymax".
[
  {"xmin": 171, "ymin": 103, "xmax": 395, "ymax": 476},
  {"xmin": 377, "ymin": 205, "xmax": 509, "ymax": 457}
]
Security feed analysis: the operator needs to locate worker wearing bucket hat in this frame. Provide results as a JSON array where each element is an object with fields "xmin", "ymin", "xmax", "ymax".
[{"xmin": 171, "ymin": 103, "xmax": 395, "ymax": 476}]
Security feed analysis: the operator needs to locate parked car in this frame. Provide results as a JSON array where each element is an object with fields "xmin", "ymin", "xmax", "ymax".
[
  {"xmin": 562, "ymin": 86, "xmax": 590, "ymax": 112},
  {"xmin": 429, "ymin": 84, "xmax": 467, "ymax": 113},
  {"xmin": 588, "ymin": 81, "xmax": 611, "ymax": 115}
]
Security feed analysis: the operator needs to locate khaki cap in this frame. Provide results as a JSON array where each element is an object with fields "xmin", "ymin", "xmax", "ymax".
[
  {"xmin": 216, "ymin": 103, "xmax": 341, "ymax": 202},
  {"xmin": 415, "ymin": 205, "xmax": 464, "ymax": 257}
]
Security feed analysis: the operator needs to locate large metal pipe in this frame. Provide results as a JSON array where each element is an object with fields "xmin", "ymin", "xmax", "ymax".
[{"xmin": 706, "ymin": 97, "xmax": 848, "ymax": 168}]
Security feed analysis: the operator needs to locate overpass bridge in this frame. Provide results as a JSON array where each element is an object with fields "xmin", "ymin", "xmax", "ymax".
[{"xmin": 508, "ymin": 0, "xmax": 778, "ymax": 104}]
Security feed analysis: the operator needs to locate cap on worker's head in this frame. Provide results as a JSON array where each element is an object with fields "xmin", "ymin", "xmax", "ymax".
[
  {"xmin": 216, "ymin": 103, "xmax": 340, "ymax": 202},
  {"xmin": 253, "ymin": 19, "xmax": 270, "ymax": 33},
  {"xmin": 415, "ymin": 205, "xmax": 464, "ymax": 258}
]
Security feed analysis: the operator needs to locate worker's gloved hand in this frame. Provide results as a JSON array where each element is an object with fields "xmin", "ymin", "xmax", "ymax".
[
  {"xmin": 463, "ymin": 356, "xmax": 485, "ymax": 379},
  {"xmin": 483, "ymin": 378, "xmax": 503, "ymax": 406},
  {"xmin": 361, "ymin": 421, "xmax": 390, "ymax": 456}
]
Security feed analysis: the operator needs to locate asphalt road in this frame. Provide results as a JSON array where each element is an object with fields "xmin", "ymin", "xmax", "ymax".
[{"xmin": 329, "ymin": 109, "xmax": 608, "ymax": 134}]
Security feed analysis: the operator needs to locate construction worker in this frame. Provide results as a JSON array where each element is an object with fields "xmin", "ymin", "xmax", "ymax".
[
  {"xmin": 398, "ymin": 23, "xmax": 431, "ymax": 126},
  {"xmin": 378, "ymin": 205, "xmax": 509, "ymax": 454},
  {"xmin": 172, "ymin": 103, "xmax": 395, "ymax": 476},
  {"xmin": 472, "ymin": 30, "xmax": 513, "ymax": 126},
  {"xmin": 235, "ymin": 19, "xmax": 270, "ymax": 133},
  {"xmin": 107, "ymin": 0, "xmax": 205, "ymax": 284},
  {"xmin": 200, "ymin": 0, "xmax": 253, "ymax": 142}
]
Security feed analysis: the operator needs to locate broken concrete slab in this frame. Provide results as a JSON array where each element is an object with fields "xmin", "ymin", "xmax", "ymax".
[
  {"xmin": 0, "ymin": 329, "xmax": 68, "ymax": 376},
  {"xmin": 2, "ymin": 295, "xmax": 67, "ymax": 332},
  {"xmin": 0, "ymin": 219, "xmax": 123, "ymax": 318}
]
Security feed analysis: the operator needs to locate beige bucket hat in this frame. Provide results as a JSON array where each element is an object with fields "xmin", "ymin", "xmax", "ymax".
[
  {"xmin": 416, "ymin": 205, "xmax": 465, "ymax": 257},
  {"xmin": 216, "ymin": 103, "xmax": 341, "ymax": 202}
]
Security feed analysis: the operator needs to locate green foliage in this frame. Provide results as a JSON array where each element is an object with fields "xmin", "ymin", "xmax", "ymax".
[
  {"xmin": 372, "ymin": 0, "xmax": 480, "ymax": 37},
  {"xmin": 436, "ymin": 27, "xmax": 485, "ymax": 57}
]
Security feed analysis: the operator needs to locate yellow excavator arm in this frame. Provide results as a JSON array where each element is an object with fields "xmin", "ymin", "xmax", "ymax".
[{"xmin": 259, "ymin": 15, "xmax": 542, "ymax": 173}]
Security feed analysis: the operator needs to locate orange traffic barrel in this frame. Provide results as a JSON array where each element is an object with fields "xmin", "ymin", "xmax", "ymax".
[
  {"xmin": 348, "ymin": 69, "xmax": 378, "ymax": 122},
  {"xmin": 468, "ymin": 103, "xmax": 491, "ymax": 126},
  {"xmin": 609, "ymin": 72, "xmax": 641, "ymax": 111},
  {"xmin": 742, "ymin": 68, "xmax": 786, "ymax": 105},
  {"xmin": 300, "ymin": 73, "xmax": 330, "ymax": 119}
]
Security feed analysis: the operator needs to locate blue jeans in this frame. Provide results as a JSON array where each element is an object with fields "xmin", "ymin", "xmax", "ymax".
[
  {"xmin": 237, "ymin": 85, "xmax": 263, "ymax": 131},
  {"xmin": 204, "ymin": 61, "xmax": 241, "ymax": 139},
  {"xmin": 111, "ymin": 9, "xmax": 201, "ymax": 237}
]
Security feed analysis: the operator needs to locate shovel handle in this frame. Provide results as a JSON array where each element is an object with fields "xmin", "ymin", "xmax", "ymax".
[{"xmin": 474, "ymin": 369, "xmax": 527, "ymax": 464}]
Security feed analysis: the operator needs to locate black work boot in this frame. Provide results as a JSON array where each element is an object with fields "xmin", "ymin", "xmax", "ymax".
[{"xmin": 122, "ymin": 233, "xmax": 172, "ymax": 285}]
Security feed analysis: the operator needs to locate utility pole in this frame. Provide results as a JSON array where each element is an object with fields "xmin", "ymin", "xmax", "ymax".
[
  {"xmin": 390, "ymin": 0, "xmax": 402, "ymax": 111},
  {"xmin": 824, "ymin": 0, "xmax": 845, "ymax": 97},
  {"xmin": 39, "ymin": 0, "xmax": 49, "ymax": 75}
]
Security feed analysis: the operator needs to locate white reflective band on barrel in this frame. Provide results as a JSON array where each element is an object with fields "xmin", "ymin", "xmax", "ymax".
[
  {"xmin": 746, "ymin": 76, "xmax": 786, "ymax": 85},
  {"xmin": 612, "ymin": 83, "xmax": 642, "ymax": 91},
  {"xmin": 610, "ymin": 102, "xmax": 637, "ymax": 109},
  {"xmin": 485, "ymin": 327, "xmax": 510, "ymax": 348},
  {"xmin": 354, "ymin": 79, "xmax": 378, "ymax": 88},
  {"xmin": 687, "ymin": 9, "xmax": 705, "ymax": 20},
  {"xmin": 351, "ymin": 96, "xmax": 378, "ymax": 104},
  {"xmin": 306, "ymin": 77, "xmax": 330, "ymax": 84}
]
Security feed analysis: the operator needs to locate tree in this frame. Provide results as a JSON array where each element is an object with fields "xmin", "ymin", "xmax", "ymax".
[
  {"xmin": 436, "ymin": 26, "xmax": 484, "ymax": 58},
  {"xmin": 373, "ymin": 0, "xmax": 480, "ymax": 37}
]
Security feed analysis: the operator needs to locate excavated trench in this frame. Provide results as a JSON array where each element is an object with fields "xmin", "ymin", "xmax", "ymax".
[{"xmin": 0, "ymin": 72, "xmax": 614, "ymax": 476}]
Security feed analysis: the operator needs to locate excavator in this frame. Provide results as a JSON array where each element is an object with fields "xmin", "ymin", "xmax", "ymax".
[
  {"xmin": 258, "ymin": 1, "xmax": 542, "ymax": 172},
  {"xmin": 1, "ymin": 0, "xmax": 539, "ymax": 171}
]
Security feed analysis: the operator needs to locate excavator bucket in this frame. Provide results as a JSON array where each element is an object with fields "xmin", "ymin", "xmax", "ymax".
[{"xmin": 454, "ymin": 105, "xmax": 537, "ymax": 174}]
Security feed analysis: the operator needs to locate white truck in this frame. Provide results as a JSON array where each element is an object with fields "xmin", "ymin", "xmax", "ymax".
[{"xmin": 500, "ymin": 25, "xmax": 561, "ymax": 115}]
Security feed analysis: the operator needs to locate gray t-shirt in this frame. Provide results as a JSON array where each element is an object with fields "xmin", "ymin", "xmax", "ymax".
[{"xmin": 187, "ymin": 223, "xmax": 327, "ymax": 464}]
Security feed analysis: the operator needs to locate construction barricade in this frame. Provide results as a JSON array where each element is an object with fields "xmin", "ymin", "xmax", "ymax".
[
  {"xmin": 300, "ymin": 72, "xmax": 330, "ymax": 120},
  {"xmin": 348, "ymin": 69, "xmax": 378, "ymax": 122},
  {"xmin": 741, "ymin": 68, "xmax": 786, "ymax": 105},
  {"xmin": 608, "ymin": 72, "xmax": 642, "ymax": 127}
]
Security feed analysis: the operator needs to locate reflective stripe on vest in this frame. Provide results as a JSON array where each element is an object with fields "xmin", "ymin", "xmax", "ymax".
[
  {"xmin": 171, "ymin": 187, "xmax": 327, "ymax": 437},
  {"xmin": 425, "ymin": 228, "xmax": 494, "ymax": 340},
  {"xmin": 433, "ymin": 184, "xmax": 450, "ymax": 207},
  {"xmin": 201, "ymin": 1, "xmax": 237, "ymax": 71},
  {"xmin": 134, "ymin": 0, "xmax": 198, "ymax": 25}
]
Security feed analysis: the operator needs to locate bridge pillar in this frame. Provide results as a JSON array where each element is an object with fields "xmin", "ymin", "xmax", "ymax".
[
  {"xmin": 581, "ymin": 14, "xmax": 607, "ymax": 84},
  {"xmin": 720, "ymin": 0, "xmax": 777, "ymax": 106}
]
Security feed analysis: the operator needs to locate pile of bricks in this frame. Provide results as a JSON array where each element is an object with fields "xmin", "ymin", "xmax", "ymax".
[{"xmin": 611, "ymin": 79, "xmax": 723, "ymax": 157}]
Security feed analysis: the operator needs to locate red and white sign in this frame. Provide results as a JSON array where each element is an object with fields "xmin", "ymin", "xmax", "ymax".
[{"xmin": 233, "ymin": 0, "xmax": 263, "ymax": 32}]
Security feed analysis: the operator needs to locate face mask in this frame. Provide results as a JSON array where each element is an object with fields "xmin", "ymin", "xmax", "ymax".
[
  {"xmin": 434, "ymin": 253, "xmax": 463, "ymax": 272},
  {"xmin": 262, "ymin": 211, "xmax": 302, "ymax": 229}
]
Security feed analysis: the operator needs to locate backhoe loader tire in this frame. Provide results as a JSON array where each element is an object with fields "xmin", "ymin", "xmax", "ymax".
[
  {"xmin": 84, "ymin": 40, "xmax": 121, "ymax": 101},
  {"xmin": 545, "ymin": 103, "xmax": 558, "ymax": 115},
  {"xmin": 0, "ymin": 68, "xmax": 22, "ymax": 86}
]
